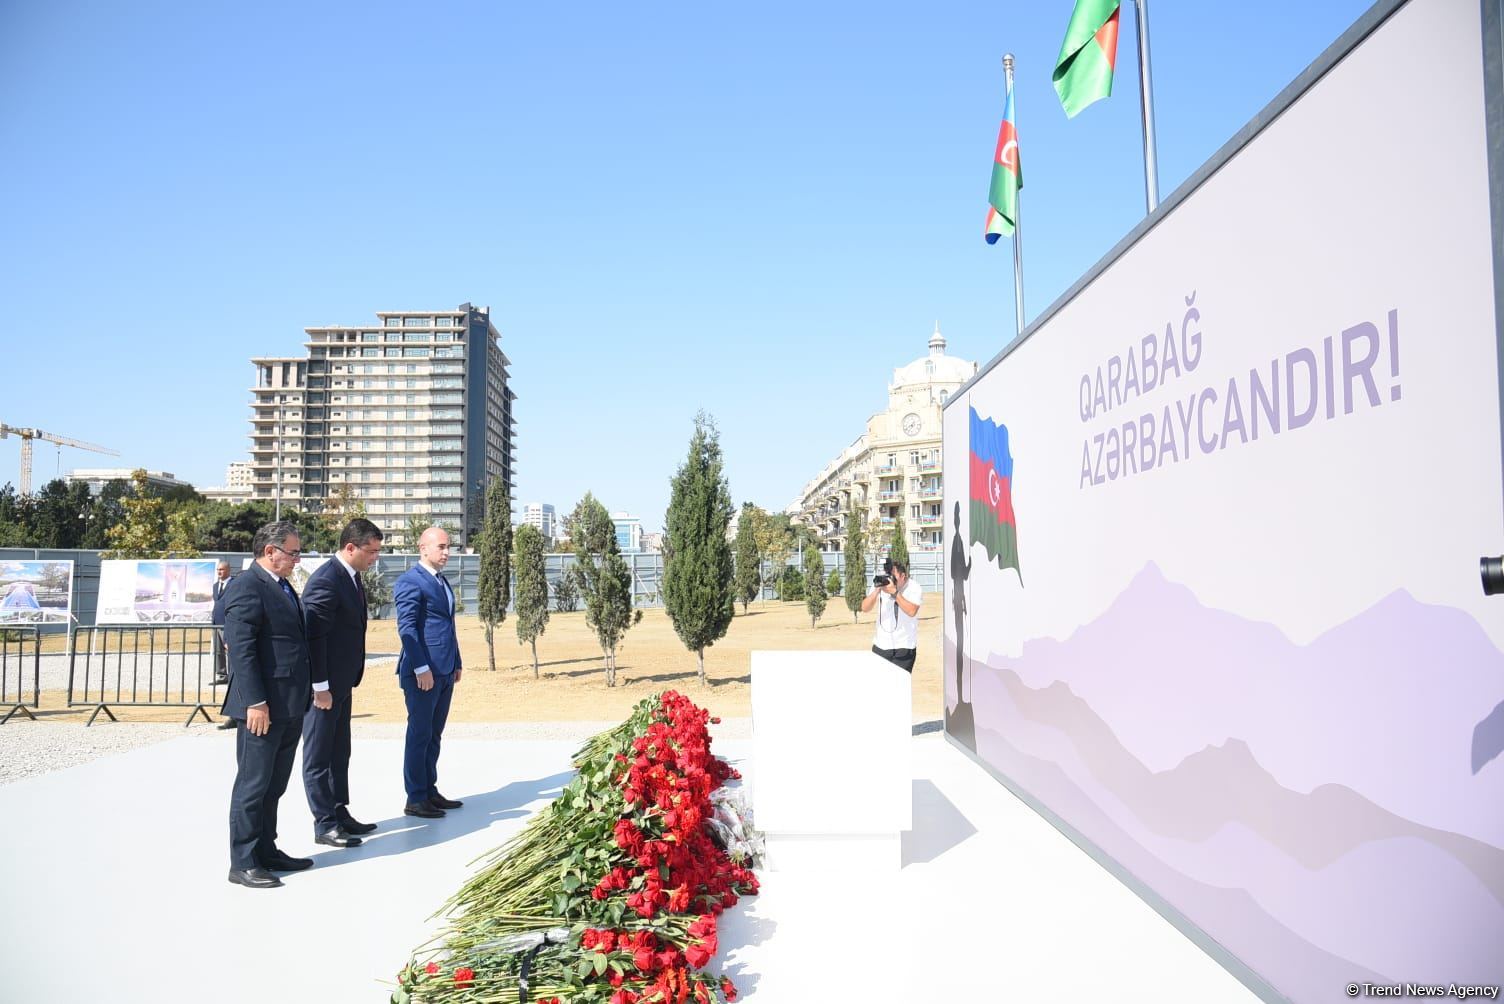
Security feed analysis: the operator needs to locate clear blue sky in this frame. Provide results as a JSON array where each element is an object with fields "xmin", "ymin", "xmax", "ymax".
[{"xmin": 0, "ymin": 0, "xmax": 1372, "ymax": 532}]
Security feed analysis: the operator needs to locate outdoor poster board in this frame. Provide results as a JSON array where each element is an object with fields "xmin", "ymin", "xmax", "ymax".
[
  {"xmin": 97, "ymin": 559, "xmax": 217, "ymax": 624},
  {"xmin": 0, "ymin": 559, "xmax": 73, "ymax": 624}
]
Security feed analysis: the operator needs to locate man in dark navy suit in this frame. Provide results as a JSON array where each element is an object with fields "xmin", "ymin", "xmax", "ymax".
[
  {"xmin": 222, "ymin": 521, "xmax": 314, "ymax": 889},
  {"xmin": 211, "ymin": 559, "xmax": 237, "ymax": 729},
  {"xmin": 301, "ymin": 517, "xmax": 383, "ymax": 846},
  {"xmin": 395, "ymin": 526, "xmax": 464, "ymax": 819}
]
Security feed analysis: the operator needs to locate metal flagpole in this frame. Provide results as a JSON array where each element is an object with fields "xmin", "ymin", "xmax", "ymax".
[
  {"xmin": 1130, "ymin": 0, "xmax": 1161, "ymax": 212},
  {"xmin": 1003, "ymin": 53, "xmax": 1026, "ymax": 340}
]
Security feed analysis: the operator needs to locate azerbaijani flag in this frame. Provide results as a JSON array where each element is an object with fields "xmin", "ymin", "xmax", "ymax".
[
  {"xmin": 969, "ymin": 407, "xmax": 1022, "ymax": 580},
  {"xmin": 1053, "ymin": 0, "xmax": 1121, "ymax": 118},
  {"xmin": 985, "ymin": 83, "xmax": 1021, "ymax": 241}
]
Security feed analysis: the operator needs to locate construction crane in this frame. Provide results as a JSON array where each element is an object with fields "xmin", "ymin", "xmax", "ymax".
[{"xmin": 0, "ymin": 423, "xmax": 119, "ymax": 495}]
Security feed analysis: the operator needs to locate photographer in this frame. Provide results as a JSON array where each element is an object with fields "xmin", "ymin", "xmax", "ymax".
[{"xmin": 861, "ymin": 558, "xmax": 922, "ymax": 672}]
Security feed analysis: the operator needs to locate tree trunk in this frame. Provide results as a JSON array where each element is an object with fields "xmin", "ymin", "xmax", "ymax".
[
  {"xmin": 531, "ymin": 639, "xmax": 539, "ymax": 679},
  {"xmin": 486, "ymin": 623, "xmax": 495, "ymax": 673},
  {"xmin": 696, "ymin": 648, "xmax": 705, "ymax": 686}
]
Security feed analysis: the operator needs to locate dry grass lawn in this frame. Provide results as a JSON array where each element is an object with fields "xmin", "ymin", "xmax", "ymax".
[{"xmin": 25, "ymin": 599, "xmax": 945, "ymax": 725}]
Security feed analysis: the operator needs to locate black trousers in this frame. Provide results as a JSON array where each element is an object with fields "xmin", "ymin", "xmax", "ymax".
[
  {"xmin": 228, "ymin": 716, "xmax": 301, "ymax": 870},
  {"xmin": 872, "ymin": 644, "xmax": 917, "ymax": 673},
  {"xmin": 302, "ymin": 690, "xmax": 353, "ymax": 835},
  {"xmin": 213, "ymin": 633, "xmax": 227, "ymax": 677}
]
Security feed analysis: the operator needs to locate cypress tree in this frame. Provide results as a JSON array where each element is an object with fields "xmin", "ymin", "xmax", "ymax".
[
  {"xmin": 663, "ymin": 413, "xmax": 735, "ymax": 684},
  {"xmin": 844, "ymin": 507, "xmax": 867, "ymax": 623},
  {"xmin": 733, "ymin": 502, "xmax": 761, "ymax": 613},
  {"xmin": 513, "ymin": 523, "xmax": 549, "ymax": 677},
  {"xmin": 803, "ymin": 542, "xmax": 827, "ymax": 628},
  {"xmin": 477, "ymin": 479, "xmax": 513, "ymax": 673},
  {"xmin": 890, "ymin": 512, "xmax": 910, "ymax": 568},
  {"xmin": 573, "ymin": 493, "xmax": 641, "ymax": 685}
]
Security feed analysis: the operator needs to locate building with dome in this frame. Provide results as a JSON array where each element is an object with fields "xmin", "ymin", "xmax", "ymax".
[{"xmin": 791, "ymin": 324, "xmax": 977, "ymax": 554}]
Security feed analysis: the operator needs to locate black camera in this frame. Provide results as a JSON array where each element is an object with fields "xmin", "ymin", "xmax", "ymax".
[
  {"xmin": 873, "ymin": 574, "xmax": 891, "ymax": 588},
  {"xmin": 1482, "ymin": 555, "xmax": 1504, "ymax": 595}
]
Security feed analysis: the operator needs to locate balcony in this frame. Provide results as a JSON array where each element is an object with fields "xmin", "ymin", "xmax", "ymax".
[
  {"xmin": 851, "ymin": 468, "xmax": 870, "ymax": 483},
  {"xmin": 878, "ymin": 516, "xmax": 896, "ymax": 526},
  {"xmin": 919, "ymin": 486, "xmax": 943, "ymax": 499},
  {"xmin": 875, "ymin": 464, "xmax": 899, "ymax": 475},
  {"xmin": 875, "ymin": 491, "xmax": 901, "ymax": 502},
  {"xmin": 918, "ymin": 460, "xmax": 940, "ymax": 472},
  {"xmin": 918, "ymin": 515, "xmax": 943, "ymax": 527}
]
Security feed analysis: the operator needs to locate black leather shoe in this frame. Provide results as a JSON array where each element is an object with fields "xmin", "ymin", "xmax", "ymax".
[
  {"xmin": 336, "ymin": 811, "xmax": 377, "ymax": 835},
  {"xmin": 315, "ymin": 829, "xmax": 362, "ymax": 848},
  {"xmin": 262, "ymin": 850, "xmax": 314, "ymax": 872},
  {"xmin": 212, "ymin": 675, "xmax": 229, "ymax": 686},
  {"xmin": 429, "ymin": 792, "xmax": 463, "ymax": 810},
  {"xmin": 404, "ymin": 801, "xmax": 445, "ymax": 819},
  {"xmin": 228, "ymin": 867, "xmax": 283, "ymax": 889},
  {"xmin": 216, "ymin": 718, "xmax": 236, "ymax": 730}
]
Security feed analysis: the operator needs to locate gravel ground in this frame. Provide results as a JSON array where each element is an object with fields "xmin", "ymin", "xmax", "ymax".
[{"xmin": 0, "ymin": 717, "xmax": 754, "ymax": 787}]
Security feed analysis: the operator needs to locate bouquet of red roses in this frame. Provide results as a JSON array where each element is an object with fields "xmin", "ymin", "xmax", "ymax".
[{"xmin": 393, "ymin": 691, "xmax": 758, "ymax": 1004}]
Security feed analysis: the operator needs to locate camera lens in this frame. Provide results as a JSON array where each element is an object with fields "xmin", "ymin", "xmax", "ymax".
[{"xmin": 1482, "ymin": 556, "xmax": 1504, "ymax": 595}]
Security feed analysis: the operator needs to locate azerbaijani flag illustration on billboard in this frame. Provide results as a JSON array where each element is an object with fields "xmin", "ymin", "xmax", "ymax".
[{"xmin": 969, "ymin": 406, "xmax": 1021, "ymax": 581}]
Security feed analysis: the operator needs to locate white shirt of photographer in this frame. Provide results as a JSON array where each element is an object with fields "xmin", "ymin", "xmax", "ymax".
[{"xmin": 872, "ymin": 579, "xmax": 923, "ymax": 650}]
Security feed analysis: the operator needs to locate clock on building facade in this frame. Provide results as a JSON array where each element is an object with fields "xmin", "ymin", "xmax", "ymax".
[{"xmin": 902, "ymin": 412, "xmax": 921, "ymax": 436}]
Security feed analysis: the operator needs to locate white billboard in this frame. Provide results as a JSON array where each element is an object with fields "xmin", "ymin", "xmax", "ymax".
[
  {"xmin": 97, "ymin": 559, "xmax": 217, "ymax": 624},
  {"xmin": 944, "ymin": 0, "xmax": 1504, "ymax": 999}
]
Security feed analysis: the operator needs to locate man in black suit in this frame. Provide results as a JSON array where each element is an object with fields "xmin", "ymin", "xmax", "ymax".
[
  {"xmin": 301, "ymin": 518, "xmax": 383, "ymax": 847},
  {"xmin": 211, "ymin": 559, "xmax": 237, "ymax": 730},
  {"xmin": 222, "ymin": 521, "xmax": 314, "ymax": 889}
]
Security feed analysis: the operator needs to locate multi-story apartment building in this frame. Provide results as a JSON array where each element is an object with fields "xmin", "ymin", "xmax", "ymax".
[
  {"xmin": 612, "ymin": 513, "xmax": 643, "ymax": 554},
  {"xmin": 794, "ymin": 325, "xmax": 975, "ymax": 554},
  {"xmin": 522, "ymin": 502, "xmax": 556, "ymax": 542},
  {"xmin": 226, "ymin": 462, "xmax": 253, "ymax": 490},
  {"xmin": 247, "ymin": 303, "xmax": 515, "ymax": 547}
]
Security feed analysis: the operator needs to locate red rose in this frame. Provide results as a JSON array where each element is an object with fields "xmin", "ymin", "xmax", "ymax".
[
  {"xmin": 633, "ymin": 946, "xmax": 656, "ymax": 972},
  {"xmin": 453, "ymin": 966, "xmax": 475, "ymax": 989},
  {"xmin": 685, "ymin": 943, "xmax": 711, "ymax": 968},
  {"xmin": 423, "ymin": 962, "xmax": 440, "ymax": 976},
  {"xmin": 721, "ymin": 976, "xmax": 738, "ymax": 1001}
]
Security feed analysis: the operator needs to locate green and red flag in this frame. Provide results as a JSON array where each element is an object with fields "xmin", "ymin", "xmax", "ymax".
[
  {"xmin": 969, "ymin": 407, "xmax": 1021, "ymax": 580},
  {"xmin": 1053, "ymin": 0, "xmax": 1121, "ymax": 118},
  {"xmin": 985, "ymin": 83, "xmax": 1021, "ymax": 242}
]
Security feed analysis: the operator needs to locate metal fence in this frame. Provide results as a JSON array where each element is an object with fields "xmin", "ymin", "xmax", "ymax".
[
  {"xmin": 1, "ymin": 626, "xmax": 40, "ymax": 724},
  {"xmin": 67, "ymin": 625, "xmax": 224, "ymax": 726},
  {"xmin": 0, "ymin": 547, "xmax": 947, "ymax": 623}
]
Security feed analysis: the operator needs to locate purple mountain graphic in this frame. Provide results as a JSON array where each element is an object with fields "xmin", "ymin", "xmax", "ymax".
[
  {"xmin": 947, "ymin": 640, "xmax": 1504, "ymax": 1000},
  {"xmin": 974, "ymin": 562, "xmax": 1504, "ymax": 846}
]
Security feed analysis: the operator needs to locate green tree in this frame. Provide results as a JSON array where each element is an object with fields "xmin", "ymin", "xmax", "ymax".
[
  {"xmin": 476, "ymin": 479, "xmax": 513, "ymax": 673},
  {"xmin": 362, "ymin": 565, "xmax": 392, "ymax": 618},
  {"xmin": 103, "ymin": 470, "xmax": 168, "ymax": 558},
  {"xmin": 890, "ymin": 512, "xmax": 910, "ymax": 568},
  {"xmin": 0, "ymin": 483, "xmax": 26, "ymax": 547},
  {"xmin": 802, "ymin": 543, "xmax": 827, "ymax": 628},
  {"xmin": 777, "ymin": 564, "xmax": 804, "ymax": 601},
  {"xmin": 513, "ymin": 523, "xmax": 550, "ymax": 677},
  {"xmin": 164, "ymin": 508, "xmax": 202, "ymax": 557},
  {"xmin": 405, "ymin": 511, "xmax": 434, "ymax": 549},
  {"xmin": 662, "ymin": 412, "xmax": 735, "ymax": 685},
  {"xmin": 553, "ymin": 563, "xmax": 582, "ymax": 612},
  {"xmin": 321, "ymin": 482, "xmax": 366, "ymax": 541},
  {"xmin": 732, "ymin": 503, "xmax": 762, "ymax": 613},
  {"xmin": 572, "ymin": 493, "xmax": 641, "ymax": 686},
  {"xmin": 30, "ymin": 479, "xmax": 75, "ymax": 549},
  {"xmin": 843, "ymin": 507, "xmax": 868, "ymax": 623},
  {"xmin": 826, "ymin": 568, "xmax": 842, "ymax": 598}
]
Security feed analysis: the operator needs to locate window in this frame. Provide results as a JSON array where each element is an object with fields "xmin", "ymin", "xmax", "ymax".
[
  {"xmin": 403, "ymin": 333, "xmax": 429, "ymax": 343},
  {"xmin": 385, "ymin": 348, "xmax": 401, "ymax": 357},
  {"xmin": 939, "ymin": 390, "xmax": 949, "ymax": 405},
  {"xmin": 436, "ymin": 316, "xmax": 453, "ymax": 327},
  {"xmin": 911, "ymin": 505, "xmax": 920, "ymax": 518},
  {"xmin": 361, "ymin": 348, "xmax": 379, "ymax": 357},
  {"xmin": 385, "ymin": 318, "xmax": 400, "ymax": 328},
  {"xmin": 385, "ymin": 332, "xmax": 402, "ymax": 342},
  {"xmin": 909, "ymin": 452, "xmax": 920, "ymax": 466},
  {"xmin": 435, "ymin": 332, "xmax": 453, "ymax": 342},
  {"xmin": 402, "ymin": 347, "xmax": 431, "ymax": 358},
  {"xmin": 403, "ymin": 316, "xmax": 431, "ymax": 327},
  {"xmin": 361, "ymin": 332, "xmax": 380, "ymax": 342}
]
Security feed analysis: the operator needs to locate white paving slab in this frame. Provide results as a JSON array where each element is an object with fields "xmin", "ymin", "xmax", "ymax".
[{"xmin": 0, "ymin": 728, "xmax": 1260, "ymax": 1002}]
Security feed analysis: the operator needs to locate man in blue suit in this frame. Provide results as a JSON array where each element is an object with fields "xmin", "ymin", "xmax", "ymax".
[
  {"xmin": 301, "ymin": 517, "xmax": 384, "ymax": 847},
  {"xmin": 395, "ymin": 526, "xmax": 465, "ymax": 818},
  {"xmin": 222, "ymin": 521, "xmax": 314, "ymax": 889}
]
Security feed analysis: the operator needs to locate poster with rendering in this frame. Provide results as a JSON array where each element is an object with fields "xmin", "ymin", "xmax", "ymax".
[
  {"xmin": 96, "ymin": 559, "xmax": 217, "ymax": 624},
  {"xmin": 0, "ymin": 560, "xmax": 73, "ymax": 624},
  {"xmin": 943, "ymin": 1, "xmax": 1504, "ymax": 1000}
]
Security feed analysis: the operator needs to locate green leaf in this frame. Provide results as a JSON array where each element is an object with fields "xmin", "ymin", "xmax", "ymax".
[
  {"xmin": 562, "ymin": 873, "xmax": 581, "ymax": 893},
  {"xmin": 592, "ymin": 953, "xmax": 608, "ymax": 976},
  {"xmin": 577, "ymin": 957, "xmax": 595, "ymax": 979}
]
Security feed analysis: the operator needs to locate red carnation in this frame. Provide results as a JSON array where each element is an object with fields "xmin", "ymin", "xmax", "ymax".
[
  {"xmin": 423, "ymin": 962, "xmax": 440, "ymax": 976},
  {"xmin": 453, "ymin": 966, "xmax": 474, "ymax": 989}
]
